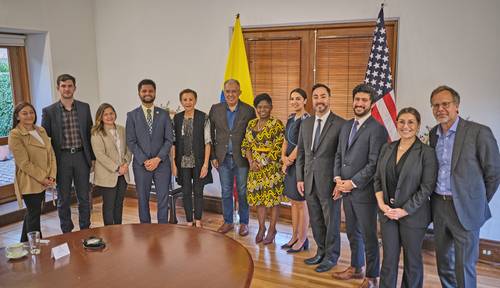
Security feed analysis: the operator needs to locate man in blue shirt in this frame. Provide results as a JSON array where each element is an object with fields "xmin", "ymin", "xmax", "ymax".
[
  {"xmin": 209, "ymin": 79, "xmax": 256, "ymax": 235},
  {"xmin": 429, "ymin": 85, "xmax": 500, "ymax": 288}
]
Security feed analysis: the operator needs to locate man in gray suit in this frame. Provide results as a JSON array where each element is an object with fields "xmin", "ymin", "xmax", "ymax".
[
  {"xmin": 429, "ymin": 85, "xmax": 500, "ymax": 288},
  {"xmin": 296, "ymin": 83, "xmax": 345, "ymax": 273},
  {"xmin": 126, "ymin": 79, "xmax": 173, "ymax": 224},
  {"xmin": 42, "ymin": 74, "xmax": 94, "ymax": 233},
  {"xmin": 209, "ymin": 79, "xmax": 256, "ymax": 235},
  {"xmin": 332, "ymin": 84, "xmax": 387, "ymax": 287}
]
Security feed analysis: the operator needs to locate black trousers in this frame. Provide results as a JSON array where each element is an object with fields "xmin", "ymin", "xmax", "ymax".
[
  {"xmin": 21, "ymin": 191, "xmax": 45, "ymax": 242},
  {"xmin": 97, "ymin": 176, "xmax": 127, "ymax": 225},
  {"xmin": 181, "ymin": 168, "xmax": 204, "ymax": 222},
  {"xmin": 56, "ymin": 150, "xmax": 91, "ymax": 233},
  {"xmin": 380, "ymin": 219, "xmax": 427, "ymax": 288}
]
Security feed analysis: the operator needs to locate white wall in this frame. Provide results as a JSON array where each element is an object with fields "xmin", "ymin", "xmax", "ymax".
[{"xmin": 0, "ymin": 0, "xmax": 100, "ymax": 110}]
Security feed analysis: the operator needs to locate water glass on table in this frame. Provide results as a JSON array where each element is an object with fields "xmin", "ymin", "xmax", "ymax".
[{"xmin": 27, "ymin": 231, "xmax": 41, "ymax": 255}]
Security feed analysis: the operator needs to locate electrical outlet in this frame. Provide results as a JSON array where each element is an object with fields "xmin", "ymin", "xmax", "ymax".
[{"xmin": 482, "ymin": 249, "xmax": 492, "ymax": 256}]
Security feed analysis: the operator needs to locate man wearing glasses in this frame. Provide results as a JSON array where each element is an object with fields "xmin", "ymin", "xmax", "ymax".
[{"xmin": 429, "ymin": 85, "xmax": 500, "ymax": 288}]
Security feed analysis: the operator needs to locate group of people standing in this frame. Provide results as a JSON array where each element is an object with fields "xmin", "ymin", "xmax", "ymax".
[{"xmin": 8, "ymin": 73, "xmax": 500, "ymax": 288}]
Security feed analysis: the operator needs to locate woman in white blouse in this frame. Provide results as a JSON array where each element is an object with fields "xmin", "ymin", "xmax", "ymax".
[{"xmin": 91, "ymin": 103, "xmax": 131, "ymax": 225}]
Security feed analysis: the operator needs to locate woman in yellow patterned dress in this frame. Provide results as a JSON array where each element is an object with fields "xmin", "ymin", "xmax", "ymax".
[{"xmin": 242, "ymin": 93, "xmax": 285, "ymax": 245}]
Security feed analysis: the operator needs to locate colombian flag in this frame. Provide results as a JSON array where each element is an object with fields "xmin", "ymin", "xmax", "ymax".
[{"xmin": 220, "ymin": 14, "xmax": 254, "ymax": 105}]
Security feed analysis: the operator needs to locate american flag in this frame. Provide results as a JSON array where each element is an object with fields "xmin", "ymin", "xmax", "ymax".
[{"xmin": 365, "ymin": 6, "xmax": 398, "ymax": 141}]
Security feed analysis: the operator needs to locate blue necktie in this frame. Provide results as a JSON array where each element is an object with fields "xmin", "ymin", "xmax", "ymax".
[
  {"xmin": 348, "ymin": 120, "xmax": 359, "ymax": 147},
  {"xmin": 313, "ymin": 118, "xmax": 322, "ymax": 152}
]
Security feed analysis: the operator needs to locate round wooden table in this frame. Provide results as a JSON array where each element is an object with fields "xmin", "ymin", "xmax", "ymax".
[{"xmin": 0, "ymin": 224, "xmax": 253, "ymax": 288}]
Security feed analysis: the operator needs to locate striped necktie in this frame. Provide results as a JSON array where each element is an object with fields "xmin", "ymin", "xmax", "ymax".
[{"xmin": 146, "ymin": 108, "xmax": 153, "ymax": 135}]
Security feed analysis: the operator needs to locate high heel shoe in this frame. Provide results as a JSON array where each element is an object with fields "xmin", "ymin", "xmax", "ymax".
[
  {"xmin": 281, "ymin": 239, "xmax": 298, "ymax": 249},
  {"xmin": 255, "ymin": 228, "xmax": 266, "ymax": 244},
  {"xmin": 263, "ymin": 230, "xmax": 277, "ymax": 245},
  {"xmin": 287, "ymin": 238, "xmax": 309, "ymax": 253}
]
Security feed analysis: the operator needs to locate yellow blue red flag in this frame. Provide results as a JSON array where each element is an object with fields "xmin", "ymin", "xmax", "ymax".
[{"xmin": 220, "ymin": 14, "xmax": 253, "ymax": 105}]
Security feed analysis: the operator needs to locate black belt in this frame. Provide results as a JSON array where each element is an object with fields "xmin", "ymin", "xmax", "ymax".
[
  {"xmin": 389, "ymin": 197, "xmax": 396, "ymax": 208},
  {"xmin": 61, "ymin": 147, "xmax": 83, "ymax": 154},
  {"xmin": 432, "ymin": 193, "xmax": 453, "ymax": 201}
]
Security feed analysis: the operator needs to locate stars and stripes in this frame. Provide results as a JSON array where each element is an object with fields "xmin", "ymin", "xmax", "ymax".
[{"xmin": 365, "ymin": 6, "xmax": 398, "ymax": 141}]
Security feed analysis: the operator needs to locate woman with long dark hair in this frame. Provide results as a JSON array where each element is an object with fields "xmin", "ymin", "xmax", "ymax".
[
  {"xmin": 281, "ymin": 88, "xmax": 310, "ymax": 253},
  {"xmin": 91, "ymin": 103, "xmax": 131, "ymax": 225},
  {"xmin": 9, "ymin": 102, "xmax": 56, "ymax": 241}
]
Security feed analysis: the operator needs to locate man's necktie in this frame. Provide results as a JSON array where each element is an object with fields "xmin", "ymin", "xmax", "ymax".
[
  {"xmin": 348, "ymin": 120, "xmax": 359, "ymax": 147},
  {"xmin": 146, "ymin": 108, "xmax": 153, "ymax": 135},
  {"xmin": 313, "ymin": 118, "xmax": 322, "ymax": 152}
]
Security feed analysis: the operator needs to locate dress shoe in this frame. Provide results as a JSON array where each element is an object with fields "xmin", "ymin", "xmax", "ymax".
[
  {"xmin": 263, "ymin": 229, "xmax": 277, "ymax": 245},
  {"xmin": 315, "ymin": 260, "xmax": 336, "ymax": 273},
  {"xmin": 195, "ymin": 220, "xmax": 203, "ymax": 228},
  {"xmin": 287, "ymin": 238, "xmax": 309, "ymax": 253},
  {"xmin": 255, "ymin": 228, "xmax": 266, "ymax": 243},
  {"xmin": 239, "ymin": 224, "xmax": 249, "ymax": 236},
  {"xmin": 304, "ymin": 254, "xmax": 324, "ymax": 265},
  {"xmin": 281, "ymin": 239, "xmax": 298, "ymax": 249},
  {"xmin": 360, "ymin": 277, "xmax": 378, "ymax": 288},
  {"xmin": 331, "ymin": 266, "xmax": 364, "ymax": 280},
  {"xmin": 217, "ymin": 223, "xmax": 234, "ymax": 234}
]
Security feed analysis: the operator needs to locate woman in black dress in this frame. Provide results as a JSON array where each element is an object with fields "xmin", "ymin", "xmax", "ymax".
[{"xmin": 281, "ymin": 88, "xmax": 310, "ymax": 253}]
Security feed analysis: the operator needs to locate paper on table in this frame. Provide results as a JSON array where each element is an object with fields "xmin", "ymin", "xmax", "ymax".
[{"xmin": 51, "ymin": 243, "xmax": 70, "ymax": 260}]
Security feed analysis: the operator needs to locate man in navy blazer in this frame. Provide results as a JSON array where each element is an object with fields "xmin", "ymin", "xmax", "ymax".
[
  {"xmin": 332, "ymin": 84, "xmax": 388, "ymax": 288},
  {"xmin": 429, "ymin": 85, "xmax": 500, "ymax": 288},
  {"xmin": 42, "ymin": 74, "xmax": 94, "ymax": 233},
  {"xmin": 126, "ymin": 79, "xmax": 174, "ymax": 224}
]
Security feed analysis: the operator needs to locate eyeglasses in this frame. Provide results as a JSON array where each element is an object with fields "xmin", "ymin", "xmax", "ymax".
[{"xmin": 431, "ymin": 101, "xmax": 455, "ymax": 110}]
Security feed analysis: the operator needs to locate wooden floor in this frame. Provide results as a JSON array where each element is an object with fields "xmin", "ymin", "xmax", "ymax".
[{"xmin": 1, "ymin": 198, "xmax": 499, "ymax": 287}]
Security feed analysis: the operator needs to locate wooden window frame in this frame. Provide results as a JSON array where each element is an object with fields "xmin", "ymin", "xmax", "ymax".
[{"xmin": 0, "ymin": 45, "xmax": 31, "ymax": 204}]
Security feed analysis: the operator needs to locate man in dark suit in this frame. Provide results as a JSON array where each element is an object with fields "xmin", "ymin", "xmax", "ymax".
[
  {"xmin": 296, "ymin": 83, "xmax": 345, "ymax": 273},
  {"xmin": 209, "ymin": 79, "xmax": 256, "ymax": 235},
  {"xmin": 126, "ymin": 79, "xmax": 173, "ymax": 224},
  {"xmin": 429, "ymin": 85, "xmax": 500, "ymax": 288},
  {"xmin": 332, "ymin": 84, "xmax": 387, "ymax": 287},
  {"xmin": 42, "ymin": 74, "xmax": 94, "ymax": 233}
]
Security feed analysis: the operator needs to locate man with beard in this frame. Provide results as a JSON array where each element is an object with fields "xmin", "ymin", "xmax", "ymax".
[
  {"xmin": 42, "ymin": 74, "xmax": 94, "ymax": 233},
  {"xmin": 332, "ymin": 83, "xmax": 388, "ymax": 288},
  {"xmin": 429, "ymin": 85, "xmax": 500, "ymax": 288},
  {"xmin": 126, "ymin": 79, "xmax": 174, "ymax": 223},
  {"xmin": 296, "ymin": 83, "xmax": 345, "ymax": 273}
]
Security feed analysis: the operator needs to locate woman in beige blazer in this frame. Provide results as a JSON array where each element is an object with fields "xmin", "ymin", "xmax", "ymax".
[
  {"xmin": 8, "ymin": 102, "xmax": 56, "ymax": 242},
  {"xmin": 91, "ymin": 103, "xmax": 131, "ymax": 225}
]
